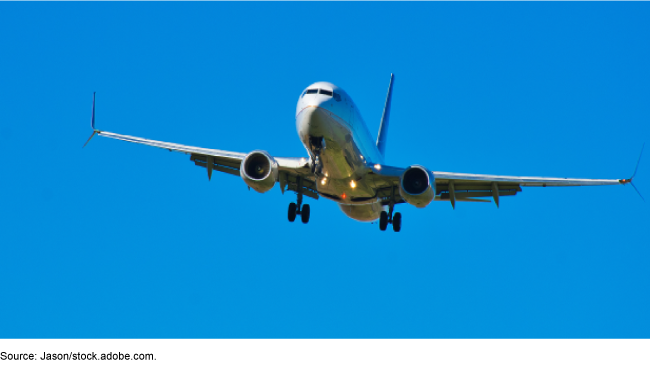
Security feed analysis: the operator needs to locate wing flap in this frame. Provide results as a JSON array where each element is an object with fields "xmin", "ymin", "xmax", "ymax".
[
  {"xmin": 190, "ymin": 154, "xmax": 240, "ymax": 177},
  {"xmin": 438, "ymin": 190, "xmax": 519, "ymax": 199},
  {"xmin": 432, "ymin": 171, "xmax": 622, "ymax": 187},
  {"xmin": 284, "ymin": 173, "xmax": 319, "ymax": 200}
]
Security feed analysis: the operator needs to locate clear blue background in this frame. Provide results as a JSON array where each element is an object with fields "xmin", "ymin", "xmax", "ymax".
[{"xmin": 1, "ymin": 3, "xmax": 648, "ymax": 338}]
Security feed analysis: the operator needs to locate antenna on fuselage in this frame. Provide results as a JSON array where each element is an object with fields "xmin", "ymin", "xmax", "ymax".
[{"xmin": 376, "ymin": 74, "xmax": 394, "ymax": 157}]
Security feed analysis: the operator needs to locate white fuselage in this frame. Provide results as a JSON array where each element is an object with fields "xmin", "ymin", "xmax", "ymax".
[{"xmin": 295, "ymin": 82, "xmax": 385, "ymax": 221}]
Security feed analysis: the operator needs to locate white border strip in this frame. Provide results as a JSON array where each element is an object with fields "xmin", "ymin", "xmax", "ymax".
[{"xmin": 1, "ymin": 339, "xmax": 649, "ymax": 365}]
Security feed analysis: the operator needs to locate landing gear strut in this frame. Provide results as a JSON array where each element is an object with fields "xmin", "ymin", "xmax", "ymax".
[
  {"xmin": 309, "ymin": 136, "xmax": 324, "ymax": 176},
  {"xmin": 288, "ymin": 176, "xmax": 310, "ymax": 224},
  {"xmin": 379, "ymin": 186, "xmax": 402, "ymax": 232}
]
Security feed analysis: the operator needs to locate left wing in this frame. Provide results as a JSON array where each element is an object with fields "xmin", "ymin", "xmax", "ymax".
[{"xmin": 84, "ymin": 93, "xmax": 317, "ymax": 199}]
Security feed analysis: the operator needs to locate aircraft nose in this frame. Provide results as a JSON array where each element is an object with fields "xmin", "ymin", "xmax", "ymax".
[
  {"xmin": 303, "ymin": 89, "xmax": 337, "ymax": 106},
  {"xmin": 312, "ymin": 96, "xmax": 330, "ymax": 108},
  {"xmin": 296, "ymin": 105, "xmax": 332, "ymax": 142}
]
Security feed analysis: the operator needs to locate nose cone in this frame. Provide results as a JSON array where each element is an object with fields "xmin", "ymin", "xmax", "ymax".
[
  {"xmin": 296, "ymin": 105, "xmax": 332, "ymax": 142},
  {"xmin": 303, "ymin": 94, "xmax": 330, "ymax": 108},
  {"xmin": 296, "ymin": 81, "xmax": 345, "ymax": 141}
]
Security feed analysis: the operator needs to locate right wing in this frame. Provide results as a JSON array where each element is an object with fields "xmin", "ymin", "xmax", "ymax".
[{"xmin": 366, "ymin": 162, "xmax": 634, "ymax": 208}]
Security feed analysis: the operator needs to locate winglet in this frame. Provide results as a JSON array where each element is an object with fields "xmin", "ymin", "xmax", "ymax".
[
  {"xmin": 83, "ymin": 92, "xmax": 99, "ymax": 148},
  {"xmin": 620, "ymin": 142, "xmax": 645, "ymax": 202},
  {"xmin": 376, "ymin": 74, "xmax": 394, "ymax": 157},
  {"xmin": 91, "ymin": 91, "xmax": 96, "ymax": 130}
]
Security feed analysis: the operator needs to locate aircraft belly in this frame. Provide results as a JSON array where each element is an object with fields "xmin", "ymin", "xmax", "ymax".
[{"xmin": 338, "ymin": 201, "xmax": 383, "ymax": 222}]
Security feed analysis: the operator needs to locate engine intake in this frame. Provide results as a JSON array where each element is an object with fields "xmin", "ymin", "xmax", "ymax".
[
  {"xmin": 240, "ymin": 150, "xmax": 278, "ymax": 193},
  {"xmin": 399, "ymin": 165, "xmax": 435, "ymax": 208}
]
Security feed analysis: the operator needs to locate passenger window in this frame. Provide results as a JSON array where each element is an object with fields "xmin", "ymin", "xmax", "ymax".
[
  {"xmin": 319, "ymin": 89, "xmax": 333, "ymax": 96},
  {"xmin": 305, "ymin": 89, "xmax": 318, "ymax": 94},
  {"xmin": 333, "ymin": 92, "xmax": 341, "ymax": 102}
]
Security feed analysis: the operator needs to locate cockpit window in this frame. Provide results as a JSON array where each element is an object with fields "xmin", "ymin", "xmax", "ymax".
[
  {"xmin": 319, "ymin": 89, "xmax": 333, "ymax": 96},
  {"xmin": 305, "ymin": 89, "xmax": 318, "ymax": 95},
  {"xmin": 333, "ymin": 92, "xmax": 341, "ymax": 102}
]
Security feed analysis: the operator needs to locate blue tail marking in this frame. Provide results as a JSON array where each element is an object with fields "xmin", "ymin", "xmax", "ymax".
[{"xmin": 376, "ymin": 74, "xmax": 394, "ymax": 157}]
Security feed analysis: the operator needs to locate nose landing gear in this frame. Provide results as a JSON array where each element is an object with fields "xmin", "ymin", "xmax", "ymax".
[
  {"xmin": 309, "ymin": 154, "xmax": 324, "ymax": 177},
  {"xmin": 309, "ymin": 136, "xmax": 325, "ymax": 176}
]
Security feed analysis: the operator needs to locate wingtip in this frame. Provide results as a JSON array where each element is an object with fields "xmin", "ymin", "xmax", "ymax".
[
  {"xmin": 621, "ymin": 142, "xmax": 645, "ymax": 184},
  {"xmin": 622, "ymin": 143, "xmax": 646, "ymax": 202},
  {"xmin": 91, "ymin": 92, "xmax": 96, "ymax": 130},
  {"xmin": 631, "ymin": 181, "xmax": 645, "ymax": 203},
  {"xmin": 85, "ymin": 92, "xmax": 98, "ymax": 148},
  {"xmin": 83, "ymin": 130, "xmax": 98, "ymax": 148},
  {"xmin": 631, "ymin": 142, "xmax": 644, "ymax": 179}
]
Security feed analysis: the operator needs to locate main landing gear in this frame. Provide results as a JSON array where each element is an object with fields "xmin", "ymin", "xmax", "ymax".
[
  {"xmin": 288, "ymin": 176, "xmax": 310, "ymax": 224},
  {"xmin": 379, "ymin": 208, "xmax": 402, "ymax": 232},
  {"xmin": 379, "ymin": 186, "xmax": 401, "ymax": 232}
]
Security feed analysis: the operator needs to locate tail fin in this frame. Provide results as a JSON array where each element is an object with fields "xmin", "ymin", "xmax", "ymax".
[{"xmin": 376, "ymin": 74, "xmax": 394, "ymax": 157}]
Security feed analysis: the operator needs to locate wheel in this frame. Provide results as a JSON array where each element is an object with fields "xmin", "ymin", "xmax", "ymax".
[
  {"xmin": 301, "ymin": 204, "xmax": 310, "ymax": 224},
  {"xmin": 379, "ymin": 211, "xmax": 388, "ymax": 231},
  {"xmin": 288, "ymin": 203, "xmax": 297, "ymax": 222},
  {"xmin": 393, "ymin": 212, "xmax": 402, "ymax": 232}
]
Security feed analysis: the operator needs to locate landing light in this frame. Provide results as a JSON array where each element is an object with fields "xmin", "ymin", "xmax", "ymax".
[
  {"xmin": 321, "ymin": 178, "xmax": 327, "ymax": 185},
  {"xmin": 350, "ymin": 180, "xmax": 356, "ymax": 189},
  {"xmin": 374, "ymin": 164, "xmax": 381, "ymax": 171}
]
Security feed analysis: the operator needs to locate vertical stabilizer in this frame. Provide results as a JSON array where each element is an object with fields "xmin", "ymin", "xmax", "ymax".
[{"xmin": 376, "ymin": 74, "xmax": 394, "ymax": 157}]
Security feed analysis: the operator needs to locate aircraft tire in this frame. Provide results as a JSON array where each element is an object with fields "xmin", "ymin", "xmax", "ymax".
[
  {"xmin": 393, "ymin": 212, "xmax": 402, "ymax": 232},
  {"xmin": 379, "ymin": 211, "xmax": 388, "ymax": 231},
  {"xmin": 288, "ymin": 203, "xmax": 297, "ymax": 222},
  {"xmin": 301, "ymin": 204, "xmax": 310, "ymax": 224}
]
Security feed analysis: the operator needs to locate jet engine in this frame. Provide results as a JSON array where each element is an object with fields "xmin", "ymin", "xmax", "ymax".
[
  {"xmin": 399, "ymin": 165, "xmax": 435, "ymax": 208},
  {"xmin": 240, "ymin": 150, "xmax": 279, "ymax": 193}
]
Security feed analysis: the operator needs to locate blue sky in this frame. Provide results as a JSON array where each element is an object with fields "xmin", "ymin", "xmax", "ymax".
[{"xmin": 1, "ymin": 2, "xmax": 649, "ymax": 338}]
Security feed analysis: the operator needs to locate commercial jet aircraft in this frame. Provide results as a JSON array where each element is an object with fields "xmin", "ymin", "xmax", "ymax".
[{"xmin": 84, "ymin": 74, "xmax": 643, "ymax": 232}]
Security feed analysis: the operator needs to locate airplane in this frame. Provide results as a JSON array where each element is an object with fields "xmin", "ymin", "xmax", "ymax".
[{"xmin": 84, "ymin": 74, "xmax": 644, "ymax": 232}]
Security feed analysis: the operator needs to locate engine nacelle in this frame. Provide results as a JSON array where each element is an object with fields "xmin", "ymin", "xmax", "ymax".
[
  {"xmin": 240, "ymin": 150, "xmax": 279, "ymax": 193},
  {"xmin": 399, "ymin": 165, "xmax": 435, "ymax": 208}
]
